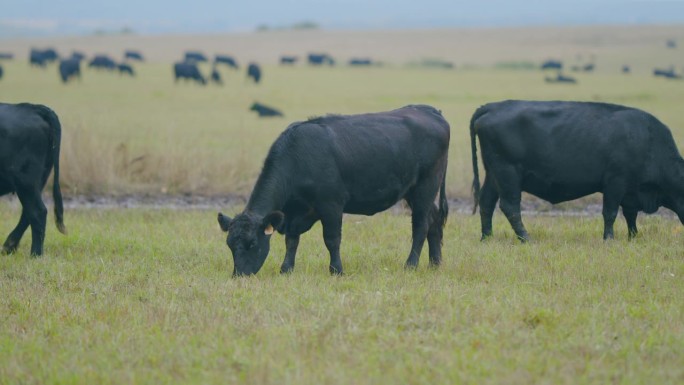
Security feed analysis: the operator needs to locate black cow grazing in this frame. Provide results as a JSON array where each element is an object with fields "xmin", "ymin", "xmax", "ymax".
[
  {"xmin": 471, "ymin": 100, "xmax": 684, "ymax": 242},
  {"xmin": 540, "ymin": 60, "xmax": 562, "ymax": 70},
  {"xmin": 124, "ymin": 50, "xmax": 144, "ymax": 61},
  {"xmin": 247, "ymin": 63, "xmax": 261, "ymax": 83},
  {"xmin": 0, "ymin": 52, "xmax": 14, "ymax": 60},
  {"xmin": 666, "ymin": 39, "xmax": 677, "ymax": 49},
  {"xmin": 653, "ymin": 67, "xmax": 681, "ymax": 79},
  {"xmin": 250, "ymin": 102, "xmax": 283, "ymax": 117},
  {"xmin": 544, "ymin": 73, "xmax": 577, "ymax": 84},
  {"xmin": 30, "ymin": 48, "xmax": 58, "ymax": 67},
  {"xmin": 217, "ymin": 105, "xmax": 450, "ymax": 276},
  {"xmin": 0, "ymin": 103, "xmax": 66, "ymax": 255},
  {"xmin": 349, "ymin": 58, "xmax": 373, "ymax": 66},
  {"xmin": 214, "ymin": 55, "xmax": 238, "ymax": 69},
  {"xmin": 210, "ymin": 67, "xmax": 222, "ymax": 84},
  {"xmin": 280, "ymin": 56, "xmax": 298, "ymax": 65},
  {"xmin": 117, "ymin": 63, "xmax": 135, "ymax": 76},
  {"xmin": 583, "ymin": 63, "xmax": 595, "ymax": 72},
  {"xmin": 58, "ymin": 58, "xmax": 81, "ymax": 83},
  {"xmin": 184, "ymin": 51, "xmax": 208, "ymax": 62},
  {"xmin": 88, "ymin": 55, "xmax": 117, "ymax": 70},
  {"xmin": 308, "ymin": 53, "xmax": 335, "ymax": 66},
  {"xmin": 173, "ymin": 61, "xmax": 206, "ymax": 85}
]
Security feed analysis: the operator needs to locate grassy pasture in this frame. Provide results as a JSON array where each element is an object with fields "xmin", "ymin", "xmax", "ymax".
[
  {"xmin": 0, "ymin": 26, "xmax": 684, "ymax": 383},
  {"xmin": 0, "ymin": 206, "xmax": 683, "ymax": 384}
]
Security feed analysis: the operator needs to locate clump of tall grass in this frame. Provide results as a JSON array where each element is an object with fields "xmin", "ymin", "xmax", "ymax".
[{"xmin": 60, "ymin": 123, "xmax": 255, "ymax": 196}]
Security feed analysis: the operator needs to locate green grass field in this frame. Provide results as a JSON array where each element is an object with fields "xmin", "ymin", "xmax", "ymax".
[
  {"xmin": 0, "ymin": 207, "xmax": 682, "ymax": 384},
  {"xmin": 1, "ymin": 26, "xmax": 684, "ymax": 384}
]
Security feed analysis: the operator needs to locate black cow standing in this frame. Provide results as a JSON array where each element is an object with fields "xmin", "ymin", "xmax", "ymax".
[
  {"xmin": 30, "ymin": 48, "xmax": 58, "ymax": 68},
  {"xmin": 308, "ymin": 53, "xmax": 335, "ymax": 66},
  {"xmin": 250, "ymin": 102, "xmax": 283, "ymax": 117},
  {"xmin": 174, "ymin": 62, "xmax": 206, "ymax": 85},
  {"xmin": 125, "ymin": 50, "xmax": 144, "ymax": 61},
  {"xmin": 58, "ymin": 58, "xmax": 81, "ymax": 83},
  {"xmin": 471, "ymin": 100, "xmax": 684, "ymax": 242},
  {"xmin": 0, "ymin": 103, "xmax": 66, "ymax": 256},
  {"xmin": 88, "ymin": 55, "xmax": 117, "ymax": 70},
  {"xmin": 280, "ymin": 56, "xmax": 298, "ymax": 65},
  {"xmin": 184, "ymin": 51, "xmax": 207, "ymax": 62},
  {"xmin": 247, "ymin": 63, "xmax": 261, "ymax": 83},
  {"xmin": 218, "ymin": 105, "xmax": 450, "ymax": 276}
]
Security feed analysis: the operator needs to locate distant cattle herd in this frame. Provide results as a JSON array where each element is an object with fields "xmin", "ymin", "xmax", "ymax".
[{"xmin": 1, "ymin": 38, "xmax": 683, "ymax": 275}]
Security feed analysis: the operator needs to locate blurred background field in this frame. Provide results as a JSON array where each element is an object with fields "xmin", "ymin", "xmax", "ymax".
[{"xmin": 1, "ymin": 25, "xmax": 684, "ymax": 199}]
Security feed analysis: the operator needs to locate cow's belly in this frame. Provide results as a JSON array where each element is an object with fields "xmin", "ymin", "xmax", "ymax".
[
  {"xmin": 344, "ymin": 185, "xmax": 410, "ymax": 216},
  {"xmin": 522, "ymin": 174, "xmax": 600, "ymax": 204}
]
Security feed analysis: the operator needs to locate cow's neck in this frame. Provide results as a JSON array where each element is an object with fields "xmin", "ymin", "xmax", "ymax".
[{"xmin": 245, "ymin": 166, "xmax": 290, "ymax": 216}]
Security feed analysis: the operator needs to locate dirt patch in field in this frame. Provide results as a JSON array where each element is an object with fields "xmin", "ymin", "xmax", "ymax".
[{"xmin": 2, "ymin": 194, "xmax": 678, "ymax": 219}]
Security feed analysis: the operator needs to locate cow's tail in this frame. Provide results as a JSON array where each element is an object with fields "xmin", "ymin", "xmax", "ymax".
[
  {"xmin": 37, "ymin": 106, "xmax": 66, "ymax": 235},
  {"xmin": 470, "ymin": 105, "xmax": 488, "ymax": 215},
  {"xmin": 438, "ymin": 166, "xmax": 448, "ymax": 230}
]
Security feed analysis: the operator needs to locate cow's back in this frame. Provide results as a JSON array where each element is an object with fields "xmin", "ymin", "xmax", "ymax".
[{"xmin": 270, "ymin": 105, "xmax": 449, "ymax": 214}]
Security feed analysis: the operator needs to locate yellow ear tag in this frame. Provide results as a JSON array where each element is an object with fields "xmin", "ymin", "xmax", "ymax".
[{"xmin": 264, "ymin": 224, "xmax": 274, "ymax": 235}]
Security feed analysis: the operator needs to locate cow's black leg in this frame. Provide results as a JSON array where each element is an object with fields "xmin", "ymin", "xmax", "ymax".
[
  {"xmin": 280, "ymin": 209, "xmax": 319, "ymax": 274},
  {"xmin": 623, "ymin": 207, "xmax": 638, "ymax": 240},
  {"xmin": 602, "ymin": 184, "xmax": 626, "ymax": 240},
  {"xmin": 16, "ymin": 187, "xmax": 48, "ymax": 256},
  {"xmin": 478, "ymin": 175, "xmax": 499, "ymax": 241},
  {"xmin": 494, "ymin": 166, "xmax": 528, "ymax": 242},
  {"xmin": 426, "ymin": 204, "xmax": 444, "ymax": 267},
  {"xmin": 280, "ymin": 234, "xmax": 300, "ymax": 274},
  {"xmin": 318, "ymin": 207, "xmax": 344, "ymax": 275},
  {"xmin": 2, "ymin": 211, "xmax": 29, "ymax": 254},
  {"xmin": 405, "ymin": 176, "xmax": 442, "ymax": 269}
]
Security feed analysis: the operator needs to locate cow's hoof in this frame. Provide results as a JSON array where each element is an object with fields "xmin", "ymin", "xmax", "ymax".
[
  {"xmin": 280, "ymin": 264, "xmax": 294, "ymax": 274},
  {"xmin": 329, "ymin": 265, "xmax": 343, "ymax": 276}
]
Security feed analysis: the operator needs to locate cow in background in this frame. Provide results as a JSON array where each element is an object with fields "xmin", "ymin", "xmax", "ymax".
[
  {"xmin": 280, "ymin": 56, "xmax": 298, "ymax": 65},
  {"xmin": 125, "ymin": 50, "xmax": 144, "ymax": 61},
  {"xmin": 250, "ymin": 102, "xmax": 283, "ymax": 117},
  {"xmin": 30, "ymin": 48, "xmax": 59, "ymax": 67},
  {"xmin": 118, "ymin": 63, "xmax": 135, "ymax": 76},
  {"xmin": 59, "ymin": 58, "xmax": 81, "ymax": 83},
  {"xmin": 308, "ymin": 53, "xmax": 335, "ymax": 66},
  {"xmin": 174, "ymin": 61, "xmax": 206, "ymax": 85},
  {"xmin": 184, "ymin": 51, "xmax": 208, "ymax": 62},
  {"xmin": 215, "ymin": 55, "xmax": 238, "ymax": 69},
  {"xmin": 0, "ymin": 103, "xmax": 67, "ymax": 255},
  {"xmin": 247, "ymin": 63, "xmax": 261, "ymax": 83},
  {"xmin": 89, "ymin": 55, "xmax": 117, "ymax": 70}
]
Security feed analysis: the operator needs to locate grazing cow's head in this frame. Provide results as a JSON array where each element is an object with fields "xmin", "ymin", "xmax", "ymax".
[
  {"xmin": 217, "ymin": 211, "xmax": 284, "ymax": 277},
  {"xmin": 665, "ymin": 164, "xmax": 684, "ymax": 223}
]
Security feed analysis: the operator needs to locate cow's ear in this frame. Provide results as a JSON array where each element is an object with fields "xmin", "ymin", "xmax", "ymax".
[
  {"xmin": 262, "ymin": 211, "xmax": 284, "ymax": 235},
  {"xmin": 217, "ymin": 212, "xmax": 232, "ymax": 232}
]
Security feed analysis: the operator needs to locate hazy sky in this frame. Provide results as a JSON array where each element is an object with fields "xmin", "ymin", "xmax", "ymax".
[{"xmin": 2, "ymin": 0, "xmax": 684, "ymax": 36}]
